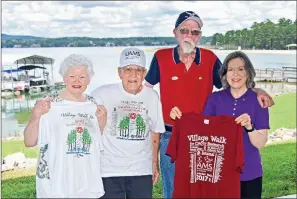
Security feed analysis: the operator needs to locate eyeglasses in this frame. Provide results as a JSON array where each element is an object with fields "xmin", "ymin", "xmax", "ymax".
[
  {"xmin": 122, "ymin": 66, "xmax": 145, "ymax": 75},
  {"xmin": 178, "ymin": 28, "xmax": 202, "ymax": 36}
]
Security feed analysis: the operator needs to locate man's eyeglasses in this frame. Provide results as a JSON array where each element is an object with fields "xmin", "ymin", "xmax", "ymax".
[
  {"xmin": 178, "ymin": 28, "xmax": 202, "ymax": 36},
  {"xmin": 122, "ymin": 66, "xmax": 145, "ymax": 75}
]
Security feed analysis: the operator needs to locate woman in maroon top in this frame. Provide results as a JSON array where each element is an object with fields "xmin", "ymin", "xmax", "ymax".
[{"xmin": 202, "ymin": 51, "xmax": 270, "ymax": 199}]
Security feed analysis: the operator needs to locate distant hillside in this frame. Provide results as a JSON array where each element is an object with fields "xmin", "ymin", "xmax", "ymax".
[
  {"xmin": 1, "ymin": 33, "xmax": 213, "ymax": 48},
  {"xmin": 1, "ymin": 33, "xmax": 43, "ymax": 40}
]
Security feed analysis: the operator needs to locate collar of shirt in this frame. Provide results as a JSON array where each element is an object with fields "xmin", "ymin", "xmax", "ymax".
[
  {"xmin": 173, "ymin": 45, "xmax": 201, "ymax": 65},
  {"xmin": 221, "ymin": 88, "xmax": 254, "ymax": 117},
  {"xmin": 224, "ymin": 87, "xmax": 254, "ymax": 103}
]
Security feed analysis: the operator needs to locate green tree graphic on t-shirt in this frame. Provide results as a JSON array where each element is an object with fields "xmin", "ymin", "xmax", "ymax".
[
  {"xmin": 82, "ymin": 128, "xmax": 92, "ymax": 152},
  {"xmin": 67, "ymin": 130, "xmax": 77, "ymax": 151},
  {"xmin": 136, "ymin": 115, "xmax": 146, "ymax": 138},
  {"xmin": 72, "ymin": 130, "xmax": 77, "ymax": 151},
  {"xmin": 86, "ymin": 135, "xmax": 92, "ymax": 153},
  {"xmin": 119, "ymin": 116, "xmax": 130, "ymax": 137},
  {"xmin": 66, "ymin": 127, "xmax": 92, "ymax": 155},
  {"xmin": 82, "ymin": 128, "xmax": 90, "ymax": 151}
]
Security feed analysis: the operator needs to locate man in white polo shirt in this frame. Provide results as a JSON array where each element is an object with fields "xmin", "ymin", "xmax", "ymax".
[{"xmin": 91, "ymin": 47, "xmax": 165, "ymax": 198}]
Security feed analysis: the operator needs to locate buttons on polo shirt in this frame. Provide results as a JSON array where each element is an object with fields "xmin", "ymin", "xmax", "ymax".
[
  {"xmin": 198, "ymin": 76, "xmax": 202, "ymax": 80},
  {"xmin": 171, "ymin": 76, "xmax": 179, "ymax": 80},
  {"xmin": 233, "ymin": 99, "xmax": 238, "ymax": 116}
]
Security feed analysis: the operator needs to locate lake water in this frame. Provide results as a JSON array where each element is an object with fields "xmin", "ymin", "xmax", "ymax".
[
  {"xmin": 2, "ymin": 46, "xmax": 296, "ymax": 93},
  {"xmin": 1, "ymin": 46, "xmax": 296, "ymax": 137}
]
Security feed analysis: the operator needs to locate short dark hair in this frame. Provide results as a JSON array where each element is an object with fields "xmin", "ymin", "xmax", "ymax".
[{"xmin": 219, "ymin": 51, "xmax": 256, "ymax": 89}]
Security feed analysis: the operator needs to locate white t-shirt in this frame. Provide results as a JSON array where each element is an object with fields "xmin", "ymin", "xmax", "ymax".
[
  {"xmin": 36, "ymin": 100, "xmax": 104, "ymax": 198},
  {"xmin": 91, "ymin": 83, "xmax": 165, "ymax": 177}
]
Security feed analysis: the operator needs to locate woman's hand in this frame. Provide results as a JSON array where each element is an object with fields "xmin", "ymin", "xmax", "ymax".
[
  {"xmin": 170, "ymin": 106, "xmax": 182, "ymax": 120},
  {"xmin": 96, "ymin": 105, "xmax": 107, "ymax": 133},
  {"xmin": 31, "ymin": 99, "xmax": 51, "ymax": 120},
  {"xmin": 235, "ymin": 113, "xmax": 252, "ymax": 130}
]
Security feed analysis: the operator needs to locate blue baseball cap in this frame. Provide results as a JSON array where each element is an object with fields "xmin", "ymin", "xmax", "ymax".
[{"xmin": 175, "ymin": 11, "xmax": 203, "ymax": 29}]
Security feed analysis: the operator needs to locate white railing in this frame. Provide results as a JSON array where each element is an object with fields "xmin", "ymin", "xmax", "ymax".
[{"xmin": 255, "ymin": 67, "xmax": 296, "ymax": 82}]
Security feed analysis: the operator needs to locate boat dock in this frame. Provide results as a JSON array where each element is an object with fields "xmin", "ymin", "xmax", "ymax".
[{"xmin": 255, "ymin": 67, "xmax": 296, "ymax": 82}]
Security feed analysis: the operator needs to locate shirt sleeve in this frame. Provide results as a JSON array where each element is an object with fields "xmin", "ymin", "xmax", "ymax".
[
  {"xmin": 253, "ymin": 102, "xmax": 270, "ymax": 130},
  {"xmin": 213, "ymin": 57, "xmax": 222, "ymax": 89},
  {"xmin": 150, "ymin": 91, "xmax": 166, "ymax": 133},
  {"xmin": 235, "ymin": 123, "xmax": 245, "ymax": 174},
  {"xmin": 144, "ymin": 54, "xmax": 160, "ymax": 86},
  {"xmin": 202, "ymin": 93, "xmax": 217, "ymax": 116},
  {"xmin": 37, "ymin": 114, "xmax": 50, "ymax": 148},
  {"xmin": 165, "ymin": 120, "xmax": 180, "ymax": 163}
]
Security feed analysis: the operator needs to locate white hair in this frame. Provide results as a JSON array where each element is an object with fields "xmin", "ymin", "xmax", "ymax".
[{"xmin": 59, "ymin": 54, "xmax": 94, "ymax": 78}]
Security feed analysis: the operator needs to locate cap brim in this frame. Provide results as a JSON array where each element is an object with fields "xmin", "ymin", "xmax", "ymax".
[{"xmin": 120, "ymin": 64, "xmax": 145, "ymax": 68}]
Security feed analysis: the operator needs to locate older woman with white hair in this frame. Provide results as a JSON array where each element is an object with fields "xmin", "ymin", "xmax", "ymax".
[{"xmin": 24, "ymin": 54, "xmax": 107, "ymax": 198}]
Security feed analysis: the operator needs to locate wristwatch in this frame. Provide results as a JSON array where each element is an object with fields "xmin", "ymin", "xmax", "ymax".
[{"xmin": 244, "ymin": 125, "xmax": 255, "ymax": 132}]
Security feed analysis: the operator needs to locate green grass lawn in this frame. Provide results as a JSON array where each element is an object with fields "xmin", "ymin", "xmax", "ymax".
[
  {"xmin": 261, "ymin": 141, "xmax": 296, "ymax": 198},
  {"xmin": 1, "ymin": 142, "xmax": 296, "ymax": 198},
  {"xmin": 2, "ymin": 140, "xmax": 39, "ymax": 158},
  {"xmin": 15, "ymin": 110, "xmax": 32, "ymax": 124},
  {"xmin": 269, "ymin": 93, "xmax": 296, "ymax": 132}
]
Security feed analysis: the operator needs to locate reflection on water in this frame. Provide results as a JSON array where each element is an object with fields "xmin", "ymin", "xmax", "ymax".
[
  {"xmin": 1, "ymin": 90, "xmax": 59, "ymax": 138},
  {"xmin": 1, "ymin": 82, "xmax": 295, "ymax": 137},
  {"xmin": 2, "ymin": 94, "xmax": 37, "ymax": 114}
]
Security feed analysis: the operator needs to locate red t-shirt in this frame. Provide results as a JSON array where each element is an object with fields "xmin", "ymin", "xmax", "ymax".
[{"xmin": 166, "ymin": 113, "xmax": 244, "ymax": 198}]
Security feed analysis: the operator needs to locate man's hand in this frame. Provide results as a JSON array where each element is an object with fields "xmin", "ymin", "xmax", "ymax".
[
  {"xmin": 95, "ymin": 105, "xmax": 107, "ymax": 133},
  {"xmin": 31, "ymin": 98, "xmax": 51, "ymax": 120},
  {"xmin": 152, "ymin": 160, "xmax": 160, "ymax": 185},
  {"xmin": 254, "ymin": 88, "xmax": 275, "ymax": 108},
  {"xmin": 235, "ymin": 113, "xmax": 252, "ymax": 130},
  {"xmin": 170, "ymin": 106, "xmax": 182, "ymax": 120}
]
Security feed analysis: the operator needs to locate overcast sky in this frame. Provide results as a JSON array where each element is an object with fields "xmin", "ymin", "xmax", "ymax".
[{"xmin": 2, "ymin": 1, "xmax": 296, "ymax": 38}]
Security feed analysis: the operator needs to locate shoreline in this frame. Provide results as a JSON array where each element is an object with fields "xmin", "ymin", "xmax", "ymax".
[
  {"xmin": 212, "ymin": 49, "xmax": 297, "ymax": 55},
  {"xmin": 145, "ymin": 46, "xmax": 297, "ymax": 55}
]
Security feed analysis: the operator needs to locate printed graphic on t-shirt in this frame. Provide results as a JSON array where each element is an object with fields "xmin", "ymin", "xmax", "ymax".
[
  {"xmin": 37, "ymin": 144, "xmax": 50, "ymax": 179},
  {"xmin": 61, "ymin": 111, "xmax": 96, "ymax": 157},
  {"xmin": 66, "ymin": 127, "xmax": 92, "ymax": 157},
  {"xmin": 110, "ymin": 100, "xmax": 148, "ymax": 140},
  {"xmin": 188, "ymin": 134, "xmax": 227, "ymax": 184}
]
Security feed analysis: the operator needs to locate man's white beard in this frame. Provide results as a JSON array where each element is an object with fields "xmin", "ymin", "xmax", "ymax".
[{"xmin": 181, "ymin": 38, "xmax": 195, "ymax": 54}]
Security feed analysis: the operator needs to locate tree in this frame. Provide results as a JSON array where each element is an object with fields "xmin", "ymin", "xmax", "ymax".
[{"xmin": 82, "ymin": 128, "xmax": 90, "ymax": 152}]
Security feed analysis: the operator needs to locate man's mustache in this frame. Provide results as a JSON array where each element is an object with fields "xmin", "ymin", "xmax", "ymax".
[{"xmin": 181, "ymin": 38, "xmax": 195, "ymax": 54}]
